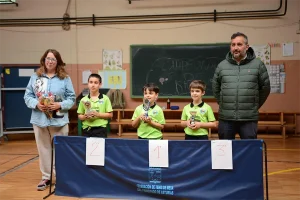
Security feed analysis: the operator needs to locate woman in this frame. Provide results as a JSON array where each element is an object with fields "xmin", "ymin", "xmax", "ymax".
[{"xmin": 24, "ymin": 49, "xmax": 76, "ymax": 191}]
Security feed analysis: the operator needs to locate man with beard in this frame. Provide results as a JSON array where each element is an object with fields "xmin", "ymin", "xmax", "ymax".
[{"xmin": 212, "ymin": 32, "xmax": 270, "ymax": 140}]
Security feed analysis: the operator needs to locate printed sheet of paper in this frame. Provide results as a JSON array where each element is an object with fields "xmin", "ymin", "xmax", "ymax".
[
  {"xmin": 282, "ymin": 42, "xmax": 293, "ymax": 56},
  {"xmin": 251, "ymin": 44, "xmax": 270, "ymax": 66},
  {"xmin": 211, "ymin": 140, "xmax": 233, "ymax": 170},
  {"xmin": 82, "ymin": 70, "xmax": 92, "ymax": 84},
  {"xmin": 267, "ymin": 64, "xmax": 285, "ymax": 93},
  {"xmin": 98, "ymin": 70, "xmax": 126, "ymax": 89},
  {"xmin": 86, "ymin": 138, "xmax": 105, "ymax": 166},
  {"xmin": 103, "ymin": 49, "xmax": 122, "ymax": 70},
  {"xmin": 149, "ymin": 140, "xmax": 169, "ymax": 168},
  {"xmin": 19, "ymin": 69, "xmax": 34, "ymax": 77}
]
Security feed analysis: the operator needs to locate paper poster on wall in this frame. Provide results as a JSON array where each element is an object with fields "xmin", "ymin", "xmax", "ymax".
[
  {"xmin": 282, "ymin": 42, "xmax": 294, "ymax": 56},
  {"xmin": 82, "ymin": 70, "xmax": 92, "ymax": 84},
  {"xmin": 19, "ymin": 69, "xmax": 34, "ymax": 77},
  {"xmin": 266, "ymin": 64, "xmax": 285, "ymax": 93},
  {"xmin": 103, "ymin": 49, "xmax": 122, "ymax": 70},
  {"xmin": 98, "ymin": 70, "xmax": 127, "ymax": 89},
  {"xmin": 251, "ymin": 45, "xmax": 270, "ymax": 67}
]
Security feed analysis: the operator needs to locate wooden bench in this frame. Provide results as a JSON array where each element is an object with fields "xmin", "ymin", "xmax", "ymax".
[
  {"xmin": 110, "ymin": 109, "xmax": 289, "ymax": 139},
  {"xmin": 283, "ymin": 112, "xmax": 300, "ymax": 136}
]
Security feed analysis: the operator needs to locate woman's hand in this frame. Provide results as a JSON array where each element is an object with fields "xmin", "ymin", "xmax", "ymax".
[
  {"xmin": 36, "ymin": 102, "xmax": 47, "ymax": 112},
  {"xmin": 48, "ymin": 102, "xmax": 61, "ymax": 111}
]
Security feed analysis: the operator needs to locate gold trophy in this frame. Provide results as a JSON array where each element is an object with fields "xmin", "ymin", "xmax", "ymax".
[
  {"xmin": 189, "ymin": 111, "xmax": 197, "ymax": 125},
  {"xmin": 83, "ymin": 101, "xmax": 92, "ymax": 116}
]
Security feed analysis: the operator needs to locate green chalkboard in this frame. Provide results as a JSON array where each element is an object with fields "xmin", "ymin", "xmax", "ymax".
[{"xmin": 130, "ymin": 44, "xmax": 230, "ymax": 98}]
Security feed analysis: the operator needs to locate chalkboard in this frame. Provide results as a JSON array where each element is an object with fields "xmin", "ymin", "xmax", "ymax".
[{"xmin": 130, "ymin": 44, "xmax": 230, "ymax": 98}]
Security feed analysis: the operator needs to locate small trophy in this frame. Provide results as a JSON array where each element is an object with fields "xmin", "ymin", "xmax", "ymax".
[
  {"xmin": 143, "ymin": 99, "xmax": 150, "ymax": 117},
  {"xmin": 190, "ymin": 111, "xmax": 197, "ymax": 125},
  {"xmin": 84, "ymin": 101, "xmax": 92, "ymax": 115},
  {"xmin": 53, "ymin": 95, "xmax": 64, "ymax": 118},
  {"xmin": 37, "ymin": 91, "xmax": 54, "ymax": 119}
]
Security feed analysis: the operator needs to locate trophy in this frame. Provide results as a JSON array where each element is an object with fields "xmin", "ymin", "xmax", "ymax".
[
  {"xmin": 143, "ymin": 99, "xmax": 150, "ymax": 117},
  {"xmin": 189, "ymin": 111, "xmax": 197, "ymax": 125},
  {"xmin": 52, "ymin": 95, "xmax": 64, "ymax": 118},
  {"xmin": 37, "ymin": 91, "xmax": 54, "ymax": 119},
  {"xmin": 84, "ymin": 101, "xmax": 92, "ymax": 115}
]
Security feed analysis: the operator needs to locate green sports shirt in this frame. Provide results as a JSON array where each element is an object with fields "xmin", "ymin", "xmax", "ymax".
[
  {"xmin": 181, "ymin": 102, "xmax": 216, "ymax": 136},
  {"xmin": 77, "ymin": 93, "xmax": 113, "ymax": 129},
  {"xmin": 132, "ymin": 104, "xmax": 165, "ymax": 139}
]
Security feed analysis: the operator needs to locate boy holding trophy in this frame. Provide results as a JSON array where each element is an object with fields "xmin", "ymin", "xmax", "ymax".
[
  {"xmin": 181, "ymin": 80, "xmax": 217, "ymax": 140},
  {"xmin": 131, "ymin": 83, "xmax": 165, "ymax": 139},
  {"xmin": 77, "ymin": 74, "xmax": 113, "ymax": 138}
]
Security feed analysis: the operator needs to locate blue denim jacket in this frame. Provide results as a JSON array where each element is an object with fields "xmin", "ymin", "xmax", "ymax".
[{"xmin": 24, "ymin": 73, "xmax": 76, "ymax": 128}]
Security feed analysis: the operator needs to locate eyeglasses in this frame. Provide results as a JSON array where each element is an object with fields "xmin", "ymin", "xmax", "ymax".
[{"xmin": 45, "ymin": 57, "xmax": 57, "ymax": 62}]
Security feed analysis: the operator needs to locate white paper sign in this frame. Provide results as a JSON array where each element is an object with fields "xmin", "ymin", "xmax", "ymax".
[
  {"xmin": 86, "ymin": 138, "xmax": 105, "ymax": 166},
  {"xmin": 211, "ymin": 140, "xmax": 233, "ymax": 170},
  {"xmin": 149, "ymin": 140, "xmax": 169, "ymax": 168},
  {"xmin": 82, "ymin": 70, "xmax": 92, "ymax": 84},
  {"xmin": 19, "ymin": 69, "xmax": 34, "ymax": 77},
  {"xmin": 282, "ymin": 42, "xmax": 294, "ymax": 56}
]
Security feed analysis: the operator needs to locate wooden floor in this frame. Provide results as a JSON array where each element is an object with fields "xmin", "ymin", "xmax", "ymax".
[{"xmin": 0, "ymin": 133, "xmax": 300, "ymax": 200}]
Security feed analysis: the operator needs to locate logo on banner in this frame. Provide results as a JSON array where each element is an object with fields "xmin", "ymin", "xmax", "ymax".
[{"xmin": 149, "ymin": 167, "xmax": 161, "ymax": 184}]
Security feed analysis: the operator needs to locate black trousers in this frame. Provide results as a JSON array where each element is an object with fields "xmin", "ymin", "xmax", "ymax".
[
  {"xmin": 138, "ymin": 136, "xmax": 163, "ymax": 140},
  {"xmin": 185, "ymin": 134, "xmax": 208, "ymax": 140},
  {"xmin": 218, "ymin": 120, "xmax": 258, "ymax": 139},
  {"xmin": 82, "ymin": 126, "xmax": 107, "ymax": 138}
]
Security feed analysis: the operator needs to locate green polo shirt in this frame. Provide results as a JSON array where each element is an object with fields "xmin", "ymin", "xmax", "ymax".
[
  {"xmin": 77, "ymin": 93, "xmax": 113, "ymax": 129},
  {"xmin": 132, "ymin": 104, "xmax": 165, "ymax": 139},
  {"xmin": 181, "ymin": 102, "xmax": 216, "ymax": 136}
]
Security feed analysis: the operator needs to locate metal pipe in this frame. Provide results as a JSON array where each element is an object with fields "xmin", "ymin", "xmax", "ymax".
[
  {"xmin": 0, "ymin": 0, "xmax": 287, "ymax": 27},
  {"xmin": 0, "ymin": 0, "xmax": 284, "ymax": 22}
]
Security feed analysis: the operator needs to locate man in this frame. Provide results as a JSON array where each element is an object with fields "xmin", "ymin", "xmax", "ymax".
[{"xmin": 212, "ymin": 32, "xmax": 270, "ymax": 139}]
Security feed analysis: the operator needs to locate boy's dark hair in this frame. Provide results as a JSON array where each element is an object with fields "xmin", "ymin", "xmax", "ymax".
[
  {"xmin": 231, "ymin": 32, "xmax": 248, "ymax": 44},
  {"xmin": 143, "ymin": 83, "xmax": 159, "ymax": 94},
  {"xmin": 189, "ymin": 80, "xmax": 206, "ymax": 92},
  {"xmin": 88, "ymin": 73, "xmax": 102, "ymax": 83}
]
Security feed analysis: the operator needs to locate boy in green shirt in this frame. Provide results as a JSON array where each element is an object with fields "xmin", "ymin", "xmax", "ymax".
[
  {"xmin": 181, "ymin": 80, "xmax": 217, "ymax": 140},
  {"xmin": 77, "ymin": 74, "xmax": 113, "ymax": 138},
  {"xmin": 132, "ymin": 83, "xmax": 165, "ymax": 139}
]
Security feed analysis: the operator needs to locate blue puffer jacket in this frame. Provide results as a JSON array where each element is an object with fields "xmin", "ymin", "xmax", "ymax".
[
  {"xmin": 212, "ymin": 47, "xmax": 270, "ymax": 121},
  {"xmin": 24, "ymin": 73, "xmax": 76, "ymax": 127}
]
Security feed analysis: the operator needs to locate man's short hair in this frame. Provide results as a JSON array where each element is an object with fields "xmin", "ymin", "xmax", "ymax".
[
  {"xmin": 189, "ymin": 80, "xmax": 206, "ymax": 92},
  {"xmin": 231, "ymin": 32, "xmax": 248, "ymax": 44}
]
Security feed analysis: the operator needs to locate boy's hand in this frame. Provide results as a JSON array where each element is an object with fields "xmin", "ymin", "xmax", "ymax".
[
  {"xmin": 139, "ymin": 114, "xmax": 146, "ymax": 122},
  {"xmin": 86, "ymin": 111, "xmax": 99, "ymax": 120},
  {"xmin": 139, "ymin": 115, "xmax": 152, "ymax": 123},
  {"xmin": 188, "ymin": 122, "xmax": 201, "ymax": 130},
  {"xmin": 144, "ymin": 116, "xmax": 152, "ymax": 124}
]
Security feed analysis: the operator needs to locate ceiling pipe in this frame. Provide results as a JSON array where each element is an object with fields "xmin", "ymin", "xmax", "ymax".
[
  {"xmin": 0, "ymin": 0, "xmax": 287, "ymax": 27},
  {"xmin": 1, "ymin": 0, "xmax": 283, "ymax": 22}
]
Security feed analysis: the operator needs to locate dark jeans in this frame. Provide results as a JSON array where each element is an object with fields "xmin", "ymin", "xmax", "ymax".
[
  {"xmin": 185, "ymin": 134, "xmax": 208, "ymax": 140},
  {"xmin": 218, "ymin": 120, "xmax": 258, "ymax": 139},
  {"xmin": 82, "ymin": 126, "xmax": 107, "ymax": 138}
]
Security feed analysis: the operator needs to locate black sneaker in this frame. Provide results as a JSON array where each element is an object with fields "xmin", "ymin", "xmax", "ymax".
[{"xmin": 37, "ymin": 179, "xmax": 50, "ymax": 191}]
